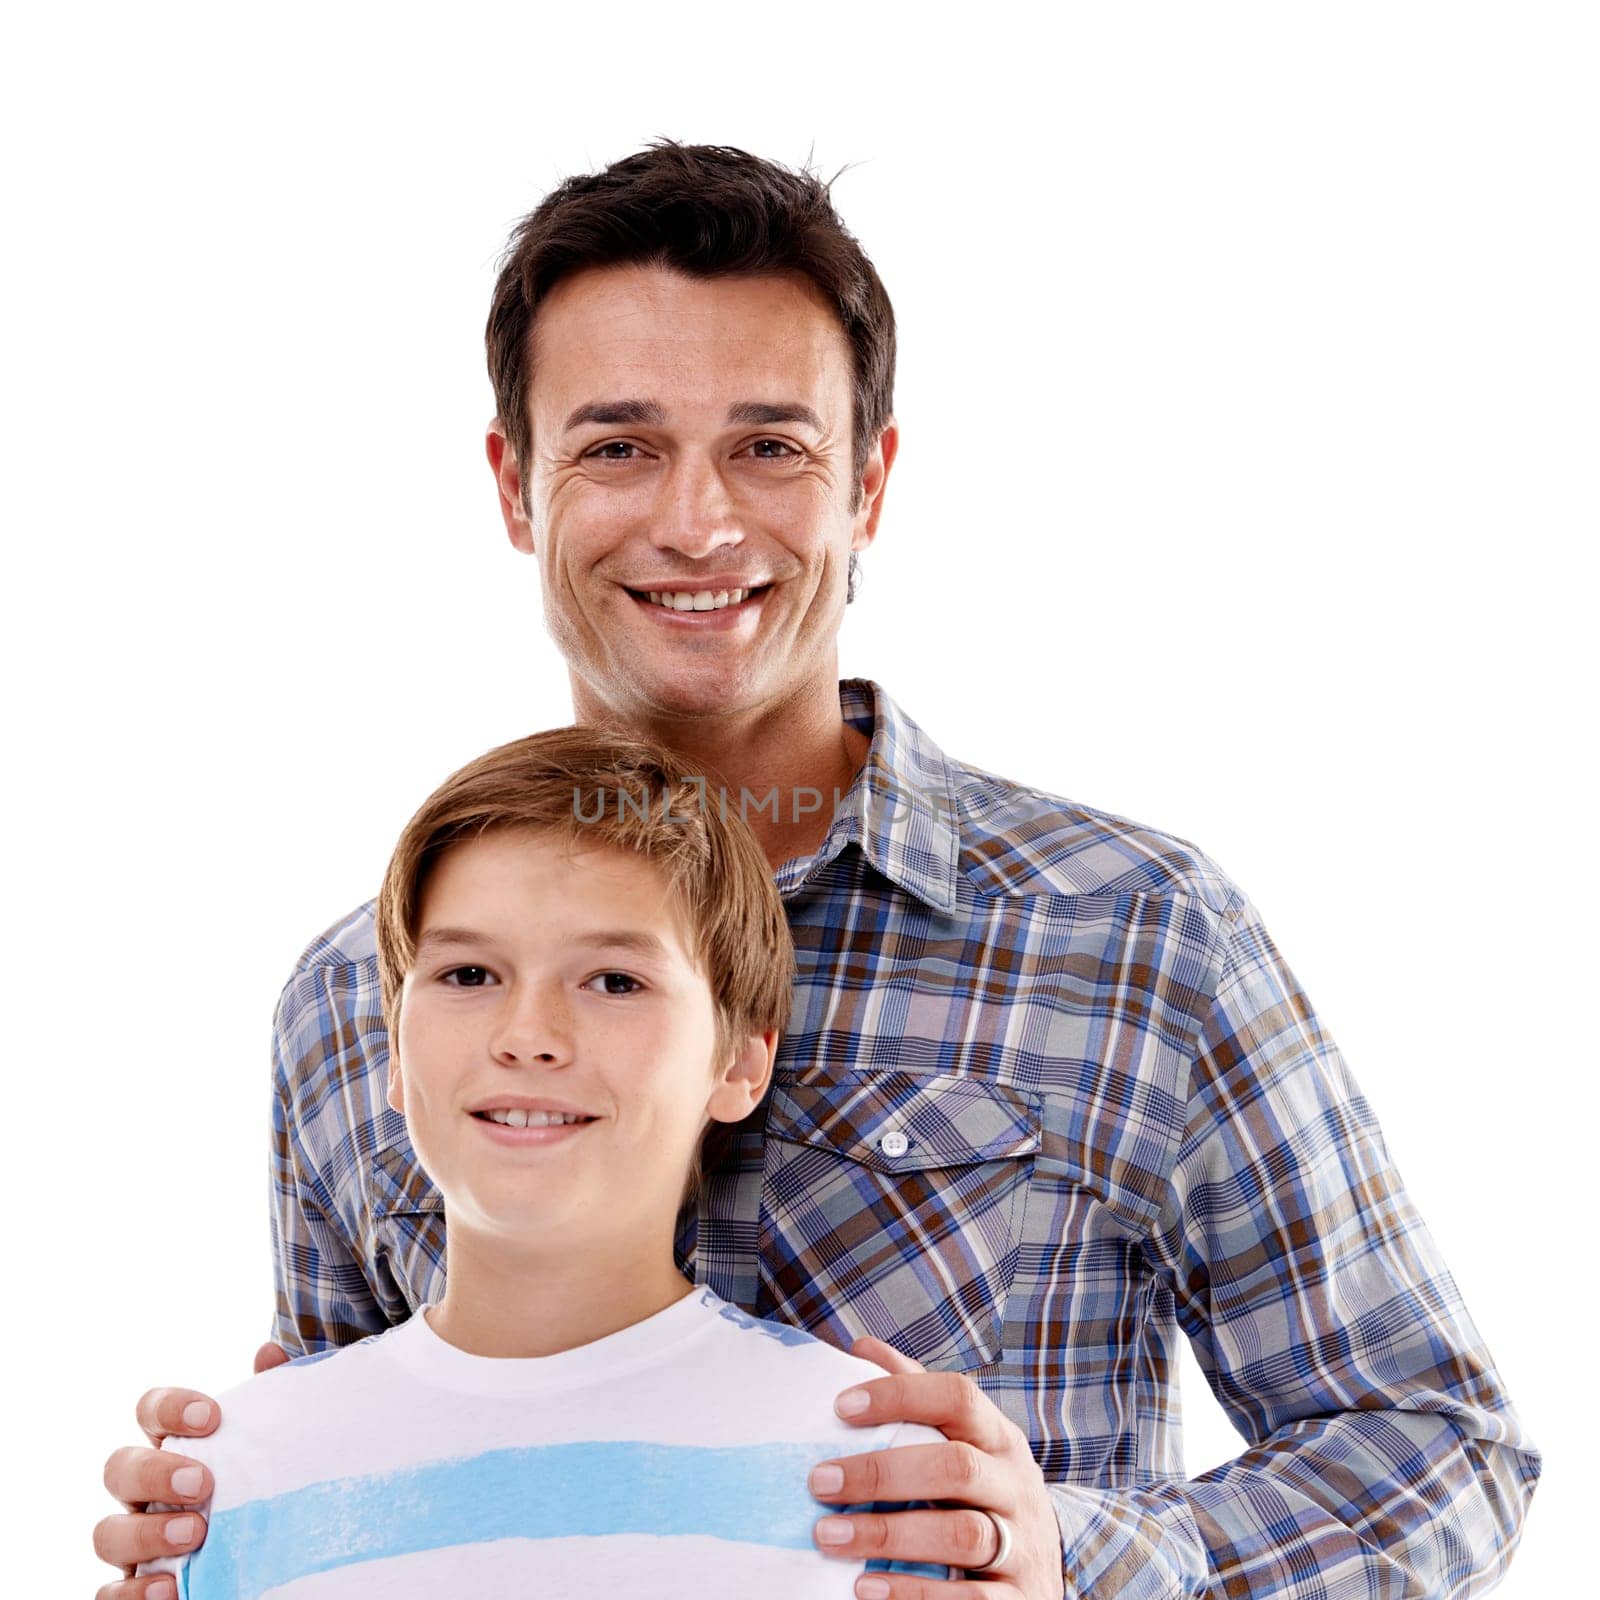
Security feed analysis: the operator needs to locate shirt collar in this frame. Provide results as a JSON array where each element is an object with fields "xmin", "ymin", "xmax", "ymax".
[{"xmin": 777, "ymin": 679, "xmax": 961, "ymax": 914}]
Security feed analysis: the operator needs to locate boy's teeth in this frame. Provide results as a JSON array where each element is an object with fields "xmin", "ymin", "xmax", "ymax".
[
  {"xmin": 484, "ymin": 1109, "xmax": 588, "ymax": 1128},
  {"xmin": 645, "ymin": 588, "xmax": 747, "ymax": 611}
]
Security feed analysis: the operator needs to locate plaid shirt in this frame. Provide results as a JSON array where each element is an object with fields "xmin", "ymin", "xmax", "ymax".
[{"xmin": 272, "ymin": 679, "xmax": 1538, "ymax": 1598}]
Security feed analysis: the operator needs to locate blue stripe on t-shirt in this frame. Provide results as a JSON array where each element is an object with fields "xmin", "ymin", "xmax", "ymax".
[{"xmin": 183, "ymin": 1439, "xmax": 946, "ymax": 1596}]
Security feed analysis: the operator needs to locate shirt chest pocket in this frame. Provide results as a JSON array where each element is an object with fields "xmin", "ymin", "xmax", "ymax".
[{"xmin": 756, "ymin": 1072, "xmax": 1040, "ymax": 1371}]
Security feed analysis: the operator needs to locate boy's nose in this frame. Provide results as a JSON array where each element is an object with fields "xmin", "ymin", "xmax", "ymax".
[{"xmin": 489, "ymin": 986, "xmax": 574, "ymax": 1066}]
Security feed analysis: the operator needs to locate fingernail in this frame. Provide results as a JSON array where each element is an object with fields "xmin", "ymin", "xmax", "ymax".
[
  {"xmin": 816, "ymin": 1516, "xmax": 854, "ymax": 1546},
  {"xmin": 182, "ymin": 1400, "xmax": 213, "ymax": 1429},
  {"xmin": 810, "ymin": 1463, "xmax": 845, "ymax": 1494},
  {"xmin": 171, "ymin": 1465, "xmax": 203, "ymax": 1497},
  {"xmin": 835, "ymin": 1387, "xmax": 870, "ymax": 1417},
  {"xmin": 149, "ymin": 1580, "xmax": 177, "ymax": 1600},
  {"xmin": 857, "ymin": 1581, "xmax": 891, "ymax": 1600},
  {"xmin": 164, "ymin": 1516, "xmax": 196, "ymax": 1545}
]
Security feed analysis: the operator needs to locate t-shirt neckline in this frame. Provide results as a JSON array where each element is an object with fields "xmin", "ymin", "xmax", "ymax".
[{"xmin": 383, "ymin": 1284, "xmax": 724, "ymax": 1396}]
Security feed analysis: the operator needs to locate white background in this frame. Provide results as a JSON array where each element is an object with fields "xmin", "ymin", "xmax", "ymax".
[{"xmin": 4, "ymin": 3, "xmax": 1591, "ymax": 1594}]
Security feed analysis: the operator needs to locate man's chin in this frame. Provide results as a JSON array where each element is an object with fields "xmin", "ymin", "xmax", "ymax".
[{"xmin": 638, "ymin": 671, "xmax": 764, "ymax": 720}]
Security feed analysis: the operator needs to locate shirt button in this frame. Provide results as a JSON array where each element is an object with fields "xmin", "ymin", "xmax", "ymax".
[{"xmin": 879, "ymin": 1130, "xmax": 909, "ymax": 1158}]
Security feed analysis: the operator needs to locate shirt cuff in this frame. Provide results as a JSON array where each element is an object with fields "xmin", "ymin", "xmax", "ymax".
[{"xmin": 1047, "ymin": 1480, "xmax": 1206, "ymax": 1600}]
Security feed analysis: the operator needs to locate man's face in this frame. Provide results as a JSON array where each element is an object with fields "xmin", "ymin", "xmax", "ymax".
[
  {"xmin": 388, "ymin": 828, "xmax": 770, "ymax": 1248},
  {"xmin": 489, "ymin": 264, "xmax": 896, "ymax": 722}
]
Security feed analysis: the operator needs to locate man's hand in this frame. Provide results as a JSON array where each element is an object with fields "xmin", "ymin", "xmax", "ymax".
[
  {"xmin": 809, "ymin": 1338, "xmax": 1066, "ymax": 1600},
  {"xmin": 93, "ymin": 1348, "xmax": 285, "ymax": 1599}
]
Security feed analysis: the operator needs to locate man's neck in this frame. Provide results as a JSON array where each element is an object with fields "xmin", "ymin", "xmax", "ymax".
[{"xmin": 570, "ymin": 672, "xmax": 871, "ymax": 870}]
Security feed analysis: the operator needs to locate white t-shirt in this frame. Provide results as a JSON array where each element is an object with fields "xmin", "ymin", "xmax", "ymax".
[{"xmin": 142, "ymin": 1287, "xmax": 952, "ymax": 1597}]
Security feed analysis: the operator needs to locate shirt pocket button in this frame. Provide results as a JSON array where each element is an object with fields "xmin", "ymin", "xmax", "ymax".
[{"xmin": 879, "ymin": 1130, "xmax": 909, "ymax": 1158}]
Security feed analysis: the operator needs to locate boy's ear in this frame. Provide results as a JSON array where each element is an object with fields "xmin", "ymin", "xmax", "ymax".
[
  {"xmin": 708, "ymin": 1029, "xmax": 778, "ymax": 1124},
  {"xmin": 386, "ymin": 1056, "xmax": 405, "ymax": 1117}
]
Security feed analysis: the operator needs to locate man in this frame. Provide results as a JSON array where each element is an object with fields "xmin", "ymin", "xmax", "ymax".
[{"xmin": 97, "ymin": 141, "xmax": 1539, "ymax": 1599}]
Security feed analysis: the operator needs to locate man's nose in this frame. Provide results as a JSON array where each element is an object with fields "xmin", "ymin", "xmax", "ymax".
[
  {"xmin": 489, "ymin": 983, "xmax": 574, "ymax": 1068},
  {"xmin": 649, "ymin": 453, "xmax": 745, "ymax": 559}
]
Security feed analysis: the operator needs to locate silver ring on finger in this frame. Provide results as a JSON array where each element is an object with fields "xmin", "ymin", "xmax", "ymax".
[{"xmin": 967, "ymin": 1509, "xmax": 1015, "ymax": 1574}]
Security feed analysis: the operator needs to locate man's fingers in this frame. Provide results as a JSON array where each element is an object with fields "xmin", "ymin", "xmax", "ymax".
[
  {"xmin": 92, "ymin": 1507, "xmax": 206, "ymax": 1572},
  {"xmin": 104, "ymin": 1446, "xmax": 212, "ymax": 1509},
  {"xmin": 94, "ymin": 1577, "xmax": 181, "ymax": 1600},
  {"xmin": 849, "ymin": 1335, "xmax": 926, "ymax": 1377},
  {"xmin": 849, "ymin": 1574, "xmax": 1024, "ymax": 1600},
  {"xmin": 810, "ymin": 1440, "xmax": 998, "ymax": 1509},
  {"xmin": 254, "ymin": 1341, "xmax": 290, "ymax": 1374},
  {"xmin": 833, "ymin": 1370, "xmax": 1016, "ymax": 1454},
  {"xmin": 134, "ymin": 1387, "xmax": 219, "ymax": 1447},
  {"xmin": 814, "ymin": 1504, "xmax": 1000, "ymax": 1569}
]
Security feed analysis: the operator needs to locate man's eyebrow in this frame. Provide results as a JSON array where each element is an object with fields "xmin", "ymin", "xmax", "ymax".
[
  {"xmin": 561, "ymin": 399, "xmax": 825, "ymax": 434},
  {"xmin": 725, "ymin": 401, "xmax": 824, "ymax": 432},
  {"xmin": 563, "ymin": 398, "xmax": 668, "ymax": 433}
]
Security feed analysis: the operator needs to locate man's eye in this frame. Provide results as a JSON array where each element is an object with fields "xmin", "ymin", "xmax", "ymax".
[
  {"xmin": 441, "ymin": 966, "xmax": 495, "ymax": 988},
  {"xmin": 747, "ymin": 438, "xmax": 798, "ymax": 458},
  {"xmin": 586, "ymin": 441, "xmax": 643, "ymax": 461},
  {"xmin": 584, "ymin": 972, "xmax": 643, "ymax": 996}
]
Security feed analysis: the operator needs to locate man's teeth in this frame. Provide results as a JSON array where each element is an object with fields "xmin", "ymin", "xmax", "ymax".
[
  {"xmin": 481, "ymin": 1109, "xmax": 591, "ymax": 1128},
  {"xmin": 645, "ymin": 588, "xmax": 750, "ymax": 611}
]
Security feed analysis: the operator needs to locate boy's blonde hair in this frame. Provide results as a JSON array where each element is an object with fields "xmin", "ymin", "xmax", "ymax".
[{"xmin": 375, "ymin": 726, "xmax": 794, "ymax": 1206}]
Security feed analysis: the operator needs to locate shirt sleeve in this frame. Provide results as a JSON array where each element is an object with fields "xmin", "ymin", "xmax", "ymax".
[
  {"xmin": 270, "ymin": 962, "xmax": 388, "ymax": 1357},
  {"xmin": 1046, "ymin": 893, "xmax": 1540, "ymax": 1599}
]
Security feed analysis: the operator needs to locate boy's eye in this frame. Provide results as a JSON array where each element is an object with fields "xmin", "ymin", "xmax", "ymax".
[
  {"xmin": 441, "ymin": 966, "xmax": 495, "ymax": 988},
  {"xmin": 584, "ymin": 972, "xmax": 643, "ymax": 996}
]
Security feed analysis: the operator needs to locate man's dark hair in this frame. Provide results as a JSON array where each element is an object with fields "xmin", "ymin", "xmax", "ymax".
[{"xmin": 485, "ymin": 140, "xmax": 895, "ymax": 511}]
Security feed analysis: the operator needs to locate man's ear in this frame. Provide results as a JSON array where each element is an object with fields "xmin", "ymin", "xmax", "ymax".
[
  {"xmin": 486, "ymin": 419, "xmax": 536, "ymax": 556},
  {"xmin": 851, "ymin": 418, "xmax": 899, "ymax": 554},
  {"xmin": 708, "ymin": 1029, "xmax": 778, "ymax": 1124},
  {"xmin": 386, "ymin": 1056, "xmax": 405, "ymax": 1117}
]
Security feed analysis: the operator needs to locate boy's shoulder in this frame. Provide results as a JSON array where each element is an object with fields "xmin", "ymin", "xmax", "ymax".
[
  {"xmin": 692, "ymin": 1291, "xmax": 882, "ymax": 1378},
  {"xmin": 160, "ymin": 1325, "xmax": 402, "ymax": 1482},
  {"xmin": 683, "ymin": 1291, "xmax": 944, "ymax": 1452}
]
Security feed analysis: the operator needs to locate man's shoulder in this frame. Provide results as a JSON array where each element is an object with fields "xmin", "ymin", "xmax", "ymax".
[
  {"xmin": 273, "ymin": 900, "xmax": 381, "ymax": 1037},
  {"xmin": 287, "ymin": 898, "xmax": 379, "ymax": 975},
  {"xmin": 943, "ymin": 755, "xmax": 1240, "ymax": 915}
]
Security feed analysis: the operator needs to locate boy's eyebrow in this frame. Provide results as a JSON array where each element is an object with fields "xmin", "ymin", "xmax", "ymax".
[
  {"xmin": 414, "ymin": 926, "xmax": 494, "ymax": 953},
  {"xmin": 569, "ymin": 929, "xmax": 672, "ymax": 959},
  {"xmin": 414, "ymin": 926, "xmax": 671, "ymax": 958}
]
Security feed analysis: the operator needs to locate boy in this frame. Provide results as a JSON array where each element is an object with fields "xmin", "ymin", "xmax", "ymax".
[{"xmin": 140, "ymin": 726, "xmax": 948, "ymax": 1597}]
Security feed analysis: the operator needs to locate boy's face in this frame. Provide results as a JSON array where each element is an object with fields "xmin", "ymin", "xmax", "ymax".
[{"xmin": 388, "ymin": 828, "xmax": 773, "ymax": 1248}]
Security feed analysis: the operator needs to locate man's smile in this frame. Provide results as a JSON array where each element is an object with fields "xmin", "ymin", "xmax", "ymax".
[
  {"xmin": 638, "ymin": 585, "xmax": 766, "ymax": 611},
  {"xmin": 621, "ymin": 580, "xmax": 774, "ymax": 629}
]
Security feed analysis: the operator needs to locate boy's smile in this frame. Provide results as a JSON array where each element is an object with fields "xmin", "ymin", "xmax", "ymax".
[{"xmin": 470, "ymin": 1106, "xmax": 597, "ymax": 1147}]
